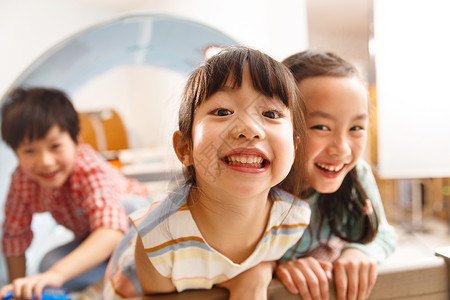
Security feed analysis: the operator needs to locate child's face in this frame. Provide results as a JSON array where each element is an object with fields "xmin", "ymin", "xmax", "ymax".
[
  {"xmin": 300, "ymin": 76, "xmax": 368, "ymax": 194},
  {"xmin": 15, "ymin": 125, "xmax": 78, "ymax": 193},
  {"xmin": 189, "ymin": 66, "xmax": 296, "ymax": 199}
]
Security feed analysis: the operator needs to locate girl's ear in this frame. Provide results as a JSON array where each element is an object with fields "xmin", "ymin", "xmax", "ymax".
[{"xmin": 173, "ymin": 131, "xmax": 193, "ymax": 166}]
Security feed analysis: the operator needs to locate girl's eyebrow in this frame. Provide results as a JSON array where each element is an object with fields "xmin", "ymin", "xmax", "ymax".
[
  {"xmin": 308, "ymin": 110, "xmax": 368, "ymax": 121},
  {"xmin": 353, "ymin": 113, "xmax": 369, "ymax": 121},
  {"xmin": 308, "ymin": 110, "xmax": 334, "ymax": 120}
]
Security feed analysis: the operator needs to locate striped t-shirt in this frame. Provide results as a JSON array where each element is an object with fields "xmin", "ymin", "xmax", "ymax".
[{"xmin": 104, "ymin": 183, "xmax": 310, "ymax": 297}]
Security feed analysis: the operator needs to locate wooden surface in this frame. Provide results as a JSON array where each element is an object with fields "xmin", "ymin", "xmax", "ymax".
[
  {"xmin": 78, "ymin": 112, "xmax": 98, "ymax": 150},
  {"xmin": 369, "ymin": 256, "xmax": 449, "ymax": 300},
  {"xmin": 79, "ymin": 109, "xmax": 128, "ymax": 151},
  {"xmin": 130, "ymin": 247, "xmax": 450, "ymax": 300}
]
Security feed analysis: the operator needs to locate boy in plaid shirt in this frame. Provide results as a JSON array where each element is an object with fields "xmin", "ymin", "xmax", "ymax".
[{"xmin": 0, "ymin": 87, "xmax": 151, "ymax": 299}]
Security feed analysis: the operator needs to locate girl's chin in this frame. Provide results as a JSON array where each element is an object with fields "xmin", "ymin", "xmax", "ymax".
[
  {"xmin": 316, "ymin": 186, "xmax": 340, "ymax": 194},
  {"xmin": 311, "ymin": 180, "xmax": 343, "ymax": 194}
]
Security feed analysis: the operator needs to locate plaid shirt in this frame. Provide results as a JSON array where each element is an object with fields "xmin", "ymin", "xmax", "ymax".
[{"xmin": 2, "ymin": 143, "xmax": 151, "ymax": 257}]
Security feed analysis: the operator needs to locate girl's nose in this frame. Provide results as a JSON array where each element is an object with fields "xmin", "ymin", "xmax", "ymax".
[
  {"xmin": 327, "ymin": 134, "xmax": 351, "ymax": 157},
  {"xmin": 232, "ymin": 114, "xmax": 266, "ymax": 141}
]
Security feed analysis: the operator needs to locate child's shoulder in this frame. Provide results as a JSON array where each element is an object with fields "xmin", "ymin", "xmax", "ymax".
[
  {"xmin": 271, "ymin": 187, "xmax": 309, "ymax": 208},
  {"xmin": 11, "ymin": 165, "xmax": 27, "ymax": 180},
  {"xmin": 271, "ymin": 187, "xmax": 311, "ymax": 222},
  {"xmin": 10, "ymin": 166, "xmax": 39, "ymax": 188},
  {"xmin": 74, "ymin": 143, "xmax": 113, "ymax": 173},
  {"xmin": 270, "ymin": 187, "xmax": 311, "ymax": 229},
  {"xmin": 129, "ymin": 184, "xmax": 198, "ymax": 254},
  {"xmin": 356, "ymin": 159, "xmax": 371, "ymax": 171},
  {"xmin": 355, "ymin": 159, "xmax": 375, "ymax": 179},
  {"xmin": 129, "ymin": 183, "xmax": 190, "ymax": 230}
]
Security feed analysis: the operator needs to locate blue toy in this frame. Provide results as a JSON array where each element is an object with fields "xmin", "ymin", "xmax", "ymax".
[{"xmin": 3, "ymin": 287, "xmax": 70, "ymax": 300}]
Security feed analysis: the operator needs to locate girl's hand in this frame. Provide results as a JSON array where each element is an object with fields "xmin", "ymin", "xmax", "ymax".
[
  {"xmin": 0, "ymin": 271, "xmax": 65, "ymax": 300},
  {"xmin": 333, "ymin": 248, "xmax": 377, "ymax": 300},
  {"xmin": 216, "ymin": 261, "xmax": 275, "ymax": 300},
  {"xmin": 275, "ymin": 257, "xmax": 332, "ymax": 300}
]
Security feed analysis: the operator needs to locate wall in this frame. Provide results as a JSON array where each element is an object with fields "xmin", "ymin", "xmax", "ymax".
[
  {"xmin": 305, "ymin": 0, "xmax": 371, "ymax": 75},
  {"xmin": 374, "ymin": 0, "xmax": 450, "ymax": 179}
]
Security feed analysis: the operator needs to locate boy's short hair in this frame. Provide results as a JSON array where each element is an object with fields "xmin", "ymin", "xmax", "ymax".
[{"xmin": 1, "ymin": 87, "xmax": 80, "ymax": 150}]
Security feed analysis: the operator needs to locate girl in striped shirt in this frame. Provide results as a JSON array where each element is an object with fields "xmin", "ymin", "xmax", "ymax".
[{"xmin": 104, "ymin": 46, "xmax": 311, "ymax": 300}]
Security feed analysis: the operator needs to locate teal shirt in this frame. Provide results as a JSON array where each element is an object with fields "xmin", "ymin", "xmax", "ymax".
[{"xmin": 282, "ymin": 159, "xmax": 397, "ymax": 264}]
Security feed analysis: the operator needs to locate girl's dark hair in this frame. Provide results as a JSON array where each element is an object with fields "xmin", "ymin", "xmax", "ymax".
[
  {"xmin": 1, "ymin": 87, "xmax": 80, "ymax": 150},
  {"xmin": 178, "ymin": 46, "xmax": 307, "ymax": 197},
  {"xmin": 282, "ymin": 50, "xmax": 379, "ymax": 245}
]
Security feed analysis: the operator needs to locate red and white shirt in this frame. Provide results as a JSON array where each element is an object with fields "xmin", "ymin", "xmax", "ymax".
[{"xmin": 2, "ymin": 143, "xmax": 151, "ymax": 257}]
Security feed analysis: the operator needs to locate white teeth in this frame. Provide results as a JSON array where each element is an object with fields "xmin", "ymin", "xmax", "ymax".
[
  {"xmin": 316, "ymin": 163, "xmax": 344, "ymax": 172},
  {"xmin": 228, "ymin": 155, "xmax": 264, "ymax": 165}
]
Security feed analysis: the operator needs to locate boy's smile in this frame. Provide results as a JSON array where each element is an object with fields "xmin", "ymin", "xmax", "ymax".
[{"xmin": 15, "ymin": 125, "xmax": 78, "ymax": 193}]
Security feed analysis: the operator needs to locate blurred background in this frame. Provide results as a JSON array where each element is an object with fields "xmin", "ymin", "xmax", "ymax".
[{"xmin": 0, "ymin": 0, "xmax": 449, "ymax": 286}]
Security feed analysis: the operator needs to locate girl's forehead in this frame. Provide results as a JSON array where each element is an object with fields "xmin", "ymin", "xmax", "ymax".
[
  {"xmin": 302, "ymin": 76, "xmax": 368, "ymax": 114},
  {"xmin": 197, "ymin": 61, "xmax": 294, "ymax": 111},
  {"xmin": 301, "ymin": 76, "xmax": 366, "ymax": 100},
  {"xmin": 204, "ymin": 82, "xmax": 286, "ymax": 108}
]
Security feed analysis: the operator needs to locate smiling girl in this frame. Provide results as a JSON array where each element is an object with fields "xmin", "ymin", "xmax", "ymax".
[
  {"xmin": 276, "ymin": 50, "xmax": 397, "ymax": 300},
  {"xmin": 103, "ymin": 46, "xmax": 311, "ymax": 300}
]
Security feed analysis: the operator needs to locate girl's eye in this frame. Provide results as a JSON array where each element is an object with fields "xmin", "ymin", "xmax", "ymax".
[
  {"xmin": 262, "ymin": 110, "xmax": 282, "ymax": 119},
  {"xmin": 350, "ymin": 126, "xmax": 364, "ymax": 131},
  {"xmin": 212, "ymin": 108, "xmax": 233, "ymax": 116},
  {"xmin": 311, "ymin": 125, "xmax": 329, "ymax": 131},
  {"xmin": 51, "ymin": 143, "xmax": 61, "ymax": 150}
]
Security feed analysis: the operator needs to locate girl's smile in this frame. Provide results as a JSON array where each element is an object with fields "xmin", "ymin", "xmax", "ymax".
[
  {"xmin": 221, "ymin": 147, "xmax": 269, "ymax": 173},
  {"xmin": 314, "ymin": 161, "xmax": 346, "ymax": 179},
  {"xmin": 315, "ymin": 162, "xmax": 345, "ymax": 173},
  {"xmin": 300, "ymin": 75, "xmax": 368, "ymax": 194}
]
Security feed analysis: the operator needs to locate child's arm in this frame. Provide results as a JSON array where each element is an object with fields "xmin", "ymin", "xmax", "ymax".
[
  {"xmin": 0, "ymin": 255, "xmax": 26, "ymax": 298},
  {"xmin": 5, "ymin": 254, "xmax": 26, "ymax": 281},
  {"xmin": 135, "ymin": 235, "xmax": 176, "ymax": 294},
  {"xmin": 216, "ymin": 261, "xmax": 276, "ymax": 300},
  {"xmin": 45, "ymin": 227, "xmax": 123, "ymax": 283},
  {"xmin": 1, "ymin": 227, "xmax": 123, "ymax": 299}
]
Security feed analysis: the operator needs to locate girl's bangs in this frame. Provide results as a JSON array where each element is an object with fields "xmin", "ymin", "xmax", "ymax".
[{"xmin": 200, "ymin": 48, "xmax": 294, "ymax": 109}]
